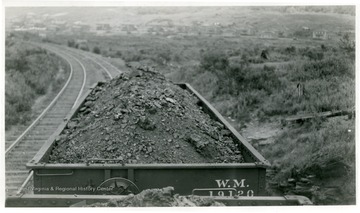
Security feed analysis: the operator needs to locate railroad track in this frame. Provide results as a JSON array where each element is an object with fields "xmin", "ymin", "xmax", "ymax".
[
  {"xmin": 55, "ymin": 44, "xmax": 123, "ymax": 80},
  {"xmin": 5, "ymin": 43, "xmax": 121, "ymax": 196}
]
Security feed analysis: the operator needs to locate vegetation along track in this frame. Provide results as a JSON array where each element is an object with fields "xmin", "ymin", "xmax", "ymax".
[{"xmin": 5, "ymin": 43, "xmax": 121, "ymax": 196}]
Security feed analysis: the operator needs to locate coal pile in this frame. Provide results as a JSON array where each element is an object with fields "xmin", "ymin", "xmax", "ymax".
[
  {"xmin": 48, "ymin": 68, "xmax": 244, "ymax": 164},
  {"xmin": 86, "ymin": 187, "xmax": 225, "ymax": 207}
]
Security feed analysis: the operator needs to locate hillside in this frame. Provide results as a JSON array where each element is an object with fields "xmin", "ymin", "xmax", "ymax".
[
  {"xmin": 5, "ymin": 6, "xmax": 355, "ymax": 33},
  {"xmin": 5, "ymin": 5, "xmax": 356, "ymax": 205}
]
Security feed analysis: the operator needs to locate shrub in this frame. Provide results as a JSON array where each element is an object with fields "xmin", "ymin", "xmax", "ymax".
[
  {"xmin": 80, "ymin": 45, "xmax": 90, "ymax": 51},
  {"xmin": 200, "ymin": 50, "xmax": 229, "ymax": 72},
  {"xmin": 291, "ymin": 55, "xmax": 353, "ymax": 82},
  {"xmin": 285, "ymin": 46, "xmax": 296, "ymax": 54},
  {"xmin": 93, "ymin": 46, "xmax": 101, "ymax": 54},
  {"xmin": 67, "ymin": 39, "xmax": 76, "ymax": 47},
  {"xmin": 5, "ymin": 42, "xmax": 70, "ymax": 129},
  {"xmin": 302, "ymin": 49, "xmax": 324, "ymax": 60}
]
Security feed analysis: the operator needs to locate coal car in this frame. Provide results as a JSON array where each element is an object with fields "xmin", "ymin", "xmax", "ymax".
[{"xmin": 6, "ymin": 83, "xmax": 312, "ymax": 207}]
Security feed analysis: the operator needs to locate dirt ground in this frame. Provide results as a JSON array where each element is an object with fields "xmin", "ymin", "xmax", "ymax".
[{"xmin": 48, "ymin": 68, "xmax": 244, "ymax": 164}]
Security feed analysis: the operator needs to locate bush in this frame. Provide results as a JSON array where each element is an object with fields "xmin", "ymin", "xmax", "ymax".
[
  {"xmin": 200, "ymin": 50, "xmax": 229, "ymax": 71},
  {"xmin": 339, "ymin": 33, "xmax": 355, "ymax": 53},
  {"xmin": 289, "ymin": 54, "xmax": 353, "ymax": 84},
  {"xmin": 93, "ymin": 46, "xmax": 101, "ymax": 54},
  {"xmin": 262, "ymin": 118, "xmax": 355, "ymax": 204},
  {"xmin": 5, "ymin": 41, "xmax": 70, "ymax": 129},
  {"xmin": 67, "ymin": 39, "xmax": 76, "ymax": 48},
  {"xmin": 285, "ymin": 46, "xmax": 296, "ymax": 54},
  {"xmin": 80, "ymin": 45, "xmax": 90, "ymax": 51},
  {"xmin": 302, "ymin": 49, "xmax": 324, "ymax": 60}
]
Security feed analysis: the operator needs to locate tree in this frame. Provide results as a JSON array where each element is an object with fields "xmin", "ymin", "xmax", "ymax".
[
  {"xmin": 67, "ymin": 40, "xmax": 75, "ymax": 48},
  {"xmin": 339, "ymin": 33, "xmax": 355, "ymax": 53},
  {"xmin": 93, "ymin": 46, "xmax": 101, "ymax": 54},
  {"xmin": 200, "ymin": 50, "xmax": 229, "ymax": 72}
]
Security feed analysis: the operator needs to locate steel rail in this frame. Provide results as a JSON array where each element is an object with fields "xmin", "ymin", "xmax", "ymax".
[
  {"xmin": 59, "ymin": 44, "xmax": 122, "ymax": 76},
  {"xmin": 68, "ymin": 55, "xmax": 87, "ymax": 109},
  {"xmin": 16, "ymin": 171, "xmax": 33, "ymax": 195},
  {"xmin": 76, "ymin": 53, "xmax": 113, "ymax": 80},
  {"xmin": 6, "ymin": 44, "xmax": 88, "ymax": 196},
  {"xmin": 90, "ymin": 54, "xmax": 122, "ymax": 74},
  {"xmin": 63, "ymin": 47, "xmax": 120, "ymax": 78},
  {"xmin": 41, "ymin": 45, "xmax": 88, "ymax": 109}
]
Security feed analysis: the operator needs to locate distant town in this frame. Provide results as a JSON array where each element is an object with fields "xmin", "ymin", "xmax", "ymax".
[{"xmin": 6, "ymin": 11, "xmax": 355, "ymax": 41}]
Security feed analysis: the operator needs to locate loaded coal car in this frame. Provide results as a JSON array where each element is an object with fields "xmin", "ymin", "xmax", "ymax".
[{"xmin": 6, "ymin": 70, "xmax": 312, "ymax": 207}]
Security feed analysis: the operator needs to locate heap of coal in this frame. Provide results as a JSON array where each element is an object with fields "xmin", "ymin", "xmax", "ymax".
[
  {"xmin": 48, "ymin": 69, "xmax": 244, "ymax": 164},
  {"xmin": 86, "ymin": 187, "xmax": 224, "ymax": 207}
]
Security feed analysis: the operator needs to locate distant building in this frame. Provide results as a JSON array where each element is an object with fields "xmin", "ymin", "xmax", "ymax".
[
  {"xmin": 53, "ymin": 20, "xmax": 67, "ymax": 27},
  {"xmin": 121, "ymin": 24, "xmax": 137, "ymax": 34},
  {"xmin": 75, "ymin": 39, "xmax": 88, "ymax": 44},
  {"xmin": 206, "ymin": 26, "xmax": 223, "ymax": 35},
  {"xmin": 72, "ymin": 24, "xmax": 91, "ymax": 33},
  {"xmin": 260, "ymin": 31, "xmax": 277, "ymax": 39},
  {"xmin": 146, "ymin": 19, "xmax": 174, "ymax": 27},
  {"xmin": 191, "ymin": 21, "xmax": 203, "ymax": 26},
  {"xmin": 237, "ymin": 28, "xmax": 255, "ymax": 36},
  {"xmin": 176, "ymin": 25, "xmax": 191, "ymax": 34},
  {"xmin": 34, "ymin": 21, "xmax": 46, "ymax": 28},
  {"xmin": 71, "ymin": 21, "xmax": 91, "ymax": 33},
  {"xmin": 38, "ymin": 32, "xmax": 47, "ymax": 38},
  {"xmin": 148, "ymin": 25, "xmax": 165, "ymax": 35},
  {"xmin": 10, "ymin": 20, "xmax": 24, "ymax": 30},
  {"xmin": 96, "ymin": 23, "xmax": 111, "ymax": 31},
  {"xmin": 312, "ymin": 30, "xmax": 328, "ymax": 40}
]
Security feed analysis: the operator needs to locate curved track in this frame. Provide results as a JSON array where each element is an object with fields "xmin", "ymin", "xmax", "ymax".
[
  {"xmin": 5, "ymin": 43, "xmax": 121, "ymax": 196},
  {"xmin": 55, "ymin": 44, "xmax": 123, "ymax": 80}
]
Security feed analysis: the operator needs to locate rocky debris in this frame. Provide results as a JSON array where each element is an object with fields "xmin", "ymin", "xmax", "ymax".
[
  {"xmin": 267, "ymin": 168, "xmax": 356, "ymax": 205},
  {"xmin": 86, "ymin": 187, "xmax": 225, "ymax": 207},
  {"xmin": 48, "ymin": 68, "xmax": 244, "ymax": 164}
]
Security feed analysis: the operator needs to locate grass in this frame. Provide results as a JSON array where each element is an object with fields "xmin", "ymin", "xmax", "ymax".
[
  {"xmin": 262, "ymin": 118, "xmax": 355, "ymax": 204},
  {"xmin": 13, "ymin": 24, "xmax": 355, "ymax": 204},
  {"xmin": 5, "ymin": 37, "xmax": 70, "ymax": 130}
]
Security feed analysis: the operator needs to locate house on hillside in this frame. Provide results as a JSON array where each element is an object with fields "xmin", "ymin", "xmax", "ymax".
[
  {"xmin": 278, "ymin": 30, "xmax": 289, "ymax": 38},
  {"xmin": 312, "ymin": 30, "xmax": 328, "ymax": 40},
  {"xmin": 72, "ymin": 24, "xmax": 91, "ymax": 34},
  {"xmin": 147, "ymin": 25, "xmax": 165, "ymax": 35},
  {"xmin": 10, "ymin": 20, "xmax": 24, "ymax": 30},
  {"xmin": 121, "ymin": 24, "xmax": 137, "ymax": 34},
  {"xmin": 205, "ymin": 26, "xmax": 223, "ymax": 36},
  {"xmin": 236, "ymin": 27, "xmax": 256, "ymax": 36},
  {"xmin": 38, "ymin": 32, "xmax": 47, "ymax": 38},
  {"xmin": 260, "ymin": 31, "xmax": 277, "ymax": 39},
  {"xmin": 75, "ymin": 39, "xmax": 88, "ymax": 44},
  {"xmin": 191, "ymin": 21, "xmax": 203, "ymax": 26},
  {"xmin": 50, "ymin": 20, "xmax": 67, "ymax": 31},
  {"xmin": 146, "ymin": 19, "xmax": 174, "ymax": 28},
  {"xmin": 176, "ymin": 25, "xmax": 191, "ymax": 34},
  {"xmin": 96, "ymin": 23, "xmax": 111, "ymax": 31}
]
